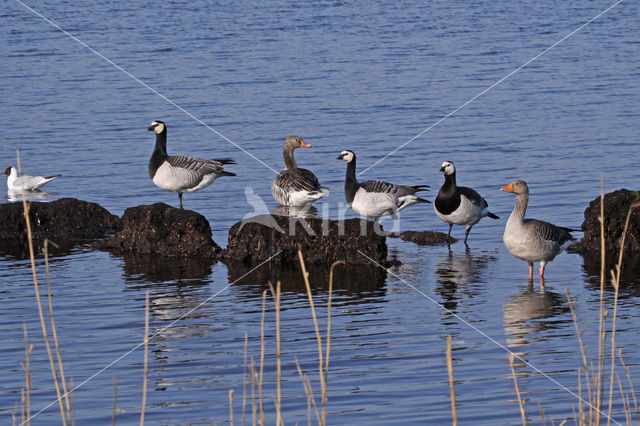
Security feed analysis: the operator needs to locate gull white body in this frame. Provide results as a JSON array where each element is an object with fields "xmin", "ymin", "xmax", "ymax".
[{"xmin": 2, "ymin": 166, "xmax": 61, "ymax": 191}]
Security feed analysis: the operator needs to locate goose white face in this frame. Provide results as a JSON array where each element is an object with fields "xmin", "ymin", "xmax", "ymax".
[
  {"xmin": 149, "ymin": 121, "xmax": 165, "ymax": 134},
  {"xmin": 338, "ymin": 150, "xmax": 355, "ymax": 163},
  {"xmin": 440, "ymin": 161, "xmax": 455, "ymax": 175}
]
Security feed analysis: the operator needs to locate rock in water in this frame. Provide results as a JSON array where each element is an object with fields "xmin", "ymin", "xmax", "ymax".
[
  {"xmin": 98, "ymin": 203, "xmax": 221, "ymax": 258},
  {"xmin": 222, "ymin": 215, "xmax": 388, "ymax": 267},
  {"xmin": 571, "ymin": 189, "xmax": 640, "ymax": 255},
  {"xmin": 0, "ymin": 198, "xmax": 122, "ymax": 257}
]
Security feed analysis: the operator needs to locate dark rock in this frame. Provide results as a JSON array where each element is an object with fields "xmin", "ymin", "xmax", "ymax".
[
  {"xmin": 0, "ymin": 198, "xmax": 121, "ymax": 257},
  {"xmin": 97, "ymin": 203, "xmax": 221, "ymax": 259},
  {"xmin": 389, "ymin": 230, "xmax": 455, "ymax": 245},
  {"xmin": 570, "ymin": 189, "xmax": 640, "ymax": 255},
  {"xmin": 221, "ymin": 215, "xmax": 388, "ymax": 267}
]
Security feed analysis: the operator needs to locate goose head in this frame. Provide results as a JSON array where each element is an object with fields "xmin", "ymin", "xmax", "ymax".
[
  {"xmin": 500, "ymin": 179, "xmax": 529, "ymax": 195},
  {"xmin": 284, "ymin": 135, "xmax": 310, "ymax": 150},
  {"xmin": 336, "ymin": 150, "xmax": 355, "ymax": 163},
  {"xmin": 439, "ymin": 161, "xmax": 456, "ymax": 175},
  {"xmin": 148, "ymin": 120, "xmax": 166, "ymax": 134}
]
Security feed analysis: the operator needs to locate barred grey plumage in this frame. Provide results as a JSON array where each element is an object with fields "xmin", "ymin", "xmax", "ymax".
[{"xmin": 501, "ymin": 179, "xmax": 576, "ymax": 285}]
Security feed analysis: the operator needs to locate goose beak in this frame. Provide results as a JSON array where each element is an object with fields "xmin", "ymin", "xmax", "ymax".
[
  {"xmin": 300, "ymin": 140, "xmax": 311, "ymax": 148},
  {"xmin": 147, "ymin": 125, "xmax": 155, "ymax": 131},
  {"xmin": 439, "ymin": 166, "xmax": 445, "ymax": 172},
  {"xmin": 336, "ymin": 154, "xmax": 343, "ymax": 160},
  {"xmin": 500, "ymin": 184, "xmax": 513, "ymax": 192}
]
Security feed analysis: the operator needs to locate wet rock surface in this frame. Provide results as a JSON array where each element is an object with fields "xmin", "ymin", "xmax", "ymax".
[
  {"xmin": 389, "ymin": 230, "xmax": 455, "ymax": 245},
  {"xmin": 222, "ymin": 215, "xmax": 388, "ymax": 267},
  {"xmin": 97, "ymin": 203, "xmax": 222, "ymax": 259},
  {"xmin": 570, "ymin": 189, "xmax": 640, "ymax": 255},
  {"xmin": 0, "ymin": 198, "xmax": 121, "ymax": 257}
]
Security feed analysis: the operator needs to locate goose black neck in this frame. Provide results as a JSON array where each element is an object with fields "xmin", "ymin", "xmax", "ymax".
[
  {"xmin": 440, "ymin": 172, "xmax": 457, "ymax": 193},
  {"xmin": 344, "ymin": 158, "xmax": 359, "ymax": 204},
  {"xmin": 149, "ymin": 129, "xmax": 168, "ymax": 178}
]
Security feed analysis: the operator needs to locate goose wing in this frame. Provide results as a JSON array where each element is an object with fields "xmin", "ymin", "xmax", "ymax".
[
  {"xmin": 273, "ymin": 168, "xmax": 322, "ymax": 192},
  {"xmin": 360, "ymin": 180, "xmax": 426, "ymax": 197},
  {"xmin": 524, "ymin": 219, "xmax": 575, "ymax": 246},
  {"xmin": 458, "ymin": 186, "xmax": 488, "ymax": 209},
  {"xmin": 167, "ymin": 155, "xmax": 234, "ymax": 176}
]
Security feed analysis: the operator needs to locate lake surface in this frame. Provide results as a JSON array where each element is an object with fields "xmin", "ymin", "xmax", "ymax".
[{"xmin": 2, "ymin": 0, "xmax": 640, "ymax": 424}]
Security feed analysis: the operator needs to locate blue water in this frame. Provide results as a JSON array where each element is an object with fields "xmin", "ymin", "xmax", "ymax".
[{"xmin": 2, "ymin": 0, "xmax": 640, "ymax": 424}]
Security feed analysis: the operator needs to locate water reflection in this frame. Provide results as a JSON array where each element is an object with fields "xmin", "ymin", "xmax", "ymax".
[
  {"xmin": 272, "ymin": 205, "xmax": 320, "ymax": 219},
  {"xmin": 435, "ymin": 246, "xmax": 497, "ymax": 313},
  {"xmin": 226, "ymin": 261, "xmax": 387, "ymax": 301},
  {"xmin": 6, "ymin": 190, "xmax": 56, "ymax": 202},
  {"xmin": 579, "ymin": 250, "xmax": 640, "ymax": 293},
  {"xmin": 114, "ymin": 252, "xmax": 215, "ymax": 285},
  {"xmin": 503, "ymin": 287, "xmax": 569, "ymax": 348}
]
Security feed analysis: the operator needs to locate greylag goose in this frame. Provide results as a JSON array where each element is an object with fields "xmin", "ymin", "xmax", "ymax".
[
  {"xmin": 2, "ymin": 166, "xmax": 61, "ymax": 191},
  {"xmin": 271, "ymin": 135, "xmax": 327, "ymax": 207},
  {"xmin": 501, "ymin": 180, "xmax": 575, "ymax": 284},
  {"xmin": 148, "ymin": 120, "xmax": 236, "ymax": 209},
  {"xmin": 434, "ymin": 161, "xmax": 499, "ymax": 244},
  {"xmin": 337, "ymin": 150, "xmax": 430, "ymax": 219}
]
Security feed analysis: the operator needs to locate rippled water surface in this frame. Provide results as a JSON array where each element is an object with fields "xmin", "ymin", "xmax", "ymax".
[{"xmin": 2, "ymin": 0, "xmax": 640, "ymax": 424}]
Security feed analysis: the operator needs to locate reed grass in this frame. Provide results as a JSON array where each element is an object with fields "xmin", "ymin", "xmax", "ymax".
[
  {"xmin": 112, "ymin": 374, "xmax": 118, "ymax": 426},
  {"xmin": 509, "ymin": 353, "xmax": 526, "ymax": 425},
  {"xmin": 140, "ymin": 290, "xmax": 150, "ymax": 426},
  {"xmin": 17, "ymin": 152, "xmax": 70, "ymax": 425},
  {"xmin": 21, "ymin": 322, "xmax": 33, "ymax": 426},
  {"xmin": 446, "ymin": 335, "xmax": 457, "ymax": 426}
]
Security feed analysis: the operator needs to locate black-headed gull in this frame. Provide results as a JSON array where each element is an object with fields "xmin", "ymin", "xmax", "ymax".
[{"xmin": 2, "ymin": 166, "xmax": 61, "ymax": 191}]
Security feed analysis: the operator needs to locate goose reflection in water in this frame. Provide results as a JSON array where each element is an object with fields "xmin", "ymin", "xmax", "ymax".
[
  {"xmin": 435, "ymin": 246, "xmax": 497, "ymax": 313},
  {"xmin": 503, "ymin": 287, "xmax": 570, "ymax": 348},
  {"xmin": 272, "ymin": 204, "xmax": 320, "ymax": 219}
]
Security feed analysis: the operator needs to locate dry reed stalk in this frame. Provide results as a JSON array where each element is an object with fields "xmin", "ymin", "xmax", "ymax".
[
  {"xmin": 537, "ymin": 402, "xmax": 546, "ymax": 426},
  {"xmin": 112, "ymin": 374, "xmax": 118, "ymax": 426},
  {"xmin": 21, "ymin": 322, "xmax": 33, "ymax": 426},
  {"xmin": 43, "ymin": 239, "xmax": 71, "ymax": 423},
  {"xmin": 616, "ymin": 349, "xmax": 638, "ymax": 416},
  {"xmin": 297, "ymin": 250, "xmax": 327, "ymax": 425},
  {"xmin": 242, "ymin": 332, "xmax": 248, "ymax": 426},
  {"xmin": 229, "ymin": 389, "xmax": 235, "ymax": 425},
  {"xmin": 446, "ymin": 335, "xmax": 457, "ymax": 426},
  {"xmin": 294, "ymin": 358, "xmax": 320, "ymax": 426},
  {"xmin": 16, "ymin": 152, "xmax": 68, "ymax": 426},
  {"xmin": 140, "ymin": 290, "xmax": 150, "ymax": 426},
  {"xmin": 509, "ymin": 353, "xmax": 526, "ymax": 425},
  {"xmin": 70, "ymin": 377, "xmax": 75, "ymax": 426},
  {"xmin": 259, "ymin": 290, "xmax": 267, "ymax": 426},
  {"xmin": 596, "ymin": 179, "xmax": 606, "ymax": 425},
  {"xmin": 250, "ymin": 357, "xmax": 257, "ymax": 426},
  {"xmin": 325, "ymin": 261, "xmax": 343, "ymax": 386},
  {"xmin": 268, "ymin": 281, "xmax": 283, "ymax": 426},
  {"xmin": 606, "ymin": 201, "xmax": 639, "ymax": 424}
]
